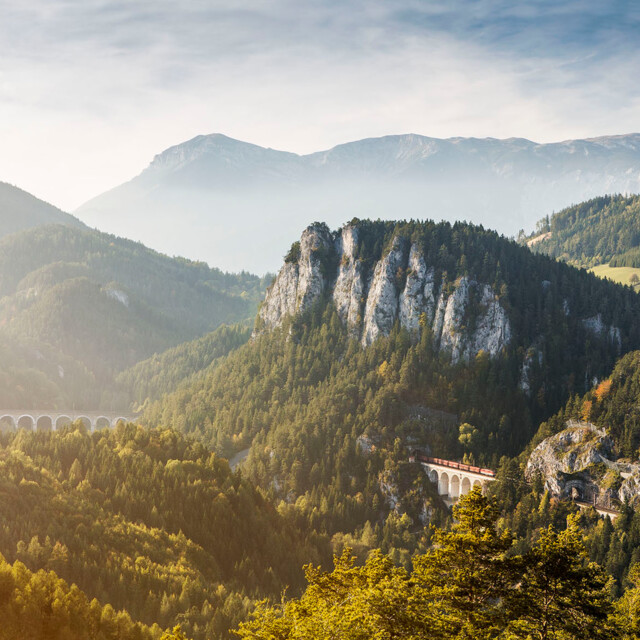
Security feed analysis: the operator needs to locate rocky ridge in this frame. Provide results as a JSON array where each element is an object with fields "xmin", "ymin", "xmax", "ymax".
[
  {"xmin": 526, "ymin": 420, "xmax": 640, "ymax": 507},
  {"xmin": 257, "ymin": 223, "xmax": 511, "ymax": 362}
]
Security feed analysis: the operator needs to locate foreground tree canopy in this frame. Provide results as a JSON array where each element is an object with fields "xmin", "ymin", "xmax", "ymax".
[{"xmin": 237, "ymin": 488, "xmax": 625, "ymax": 640}]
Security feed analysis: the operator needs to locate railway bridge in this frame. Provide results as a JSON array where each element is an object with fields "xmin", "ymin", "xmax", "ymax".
[
  {"xmin": 410, "ymin": 451, "xmax": 495, "ymax": 499},
  {"xmin": 0, "ymin": 410, "xmax": 138, "ymax": 432}
]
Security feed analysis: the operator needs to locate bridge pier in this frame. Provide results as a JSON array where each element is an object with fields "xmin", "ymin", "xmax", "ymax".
[
  {"xmin": 0, "ymin": 411, "xmax": 138, "ymax": 433},
  {"xmin": 410, "ymin": 453, "xmax": 495, "ymax": 500}
]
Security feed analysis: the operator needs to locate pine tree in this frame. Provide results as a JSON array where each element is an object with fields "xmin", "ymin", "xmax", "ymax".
[
  {"xmin": 411, "ymin": 487, "xmax": 514, "ymax": 639},
  {"xmin": 614, "ymin": 563, "xmax": 640, "ymax": 639},
  {"xmin": 506, "ymin": 517, "xmax": 613, "ymax": 640}
]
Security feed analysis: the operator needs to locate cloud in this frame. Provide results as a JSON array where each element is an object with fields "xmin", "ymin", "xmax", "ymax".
[{"xmin": 0, "ymin": 0, "xmax": 638, "ymax": 211}]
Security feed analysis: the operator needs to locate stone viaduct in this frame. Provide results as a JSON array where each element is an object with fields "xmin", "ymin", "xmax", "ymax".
[
  {"xmin": 0, "ymin": 410, "xmax": 138, "ymax": 432},
  {"xmin": 410, "ymin": 452, "xmax": 495, "ymax": 499}
]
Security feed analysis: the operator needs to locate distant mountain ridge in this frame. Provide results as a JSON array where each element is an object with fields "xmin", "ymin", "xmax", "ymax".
[
  {"xmin": 76, "ymin": 132, "xmax": 640, "ymax": 273},
  {"xmin": 0, "ymin": 181, "xmax": 84, "ymax": 237}
]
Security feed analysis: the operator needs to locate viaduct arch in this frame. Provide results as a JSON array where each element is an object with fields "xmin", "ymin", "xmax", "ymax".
[
  {"xmin": 410, "ymin": 452, "xmax": 495, "ymax": 499},
  {"xmin": 0, "ymin": 410, "xmax": 138, "ymax": 432}
]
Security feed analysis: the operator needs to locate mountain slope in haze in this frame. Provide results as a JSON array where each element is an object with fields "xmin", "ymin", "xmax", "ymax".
[
  {"xmin": 0, "ymin": 224, "xmax": 268, "ymax": 407},
  {"xmin": 524, "ymin": 194, "xmax": 640, "ymax": 267},
  {"xmin": 0, "ymin": 423, "xmax": 326, "ymax": 639},
  {"xmin": 0, "ymin": 181, "xmax": 84, "ymax": 237},
  {"xmin": 0, "ymin": 333, "xmax": 97, "ymax": 410},
  {"xmin": 76, "ymin": 133, "xmax": 640, "ymax": 273},
  {"xmin": 145, "ymin": 219, "xmax": 640, "ymax": 543},
  {"xmin": 116, "ymin": 322, "xmax": 252, "ymax": 408}
]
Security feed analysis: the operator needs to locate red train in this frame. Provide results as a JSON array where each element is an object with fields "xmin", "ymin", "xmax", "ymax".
[{"xmin": 410, "ymin": 451, "xmax": 495, "ymax": 477}]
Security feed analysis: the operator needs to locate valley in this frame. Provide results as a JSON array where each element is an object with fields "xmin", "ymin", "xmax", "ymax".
[
  {"xmin": 4, "ymin": 151, "xmax": 640, "ymax": 640},
  {"xmin": 5, "ymin": 2, "xmax": 640, "ymax": 637}
]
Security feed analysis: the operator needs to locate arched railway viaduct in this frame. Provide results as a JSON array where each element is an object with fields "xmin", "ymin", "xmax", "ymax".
[
  {"xmin": 0, "ymin": 410, "xmax": 138, "ymax": 432},
  {"xmin": 410, "ymin": 452, "xmax": 495, "ymax": 499}
]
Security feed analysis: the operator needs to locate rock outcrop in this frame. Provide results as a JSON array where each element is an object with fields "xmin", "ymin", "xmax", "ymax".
[
  {"xmin": 333, "ymin": 224, "xmax": 365, "ymax": 334},
  {"xmin": 582, "ymin": 313, "xmax": 622, "ymax": 347},
  {"xmin": 526, "ymin": 420, "xmax": 640, "ymax": 506},
  {"xmin": 258, "ymin": 224, "xmax": 332, "ymax": 331},
  {"xmin": 362, "ymin": 235, "xmax": 409, "ymax": 346},
  {"xmin": 257, "ymin": 222, "xmax": 512, "ymax": 362}
]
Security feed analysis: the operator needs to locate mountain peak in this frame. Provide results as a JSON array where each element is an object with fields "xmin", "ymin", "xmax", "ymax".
[{"xmin": 75, "ymin": 132, "xmax": 640, "ymax": 273}]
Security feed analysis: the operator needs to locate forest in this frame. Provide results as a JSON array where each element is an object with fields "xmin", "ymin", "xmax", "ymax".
[
  {"xmin": 0, "ymin": 423, "xmax": 328, "ymax": 639},
  {"xmin": 0, "ymin": 224, "xmax": 268, "ymax": 408},
  {"xmin": 238, "ymin": 489, "xmax": 640, "ymax": 640},
  {"xmin": 142, "ymin": 220, "xmax": 640, "ymax": 544},
  {"xmin": 5, "ymin": 218, "xmax": 640, "ymax": 638},
  {"xmin": 524, "ymin": 194, "xmax": 640, "ymax": 267}
]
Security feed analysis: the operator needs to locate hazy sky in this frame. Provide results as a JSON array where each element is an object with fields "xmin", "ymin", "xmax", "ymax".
[{"xmin": 0, "ymin": 0, "xmax": 639, "ymax": 211}]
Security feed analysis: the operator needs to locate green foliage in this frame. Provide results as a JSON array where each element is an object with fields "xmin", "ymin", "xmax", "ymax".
[
  {"xmin": 614, "ymin": 563, "xmax": 640, "ymax": 638},
  {"xmin": 412, "ymin": 488, "xmax": 514, "ymax": 639},
  {"xmin": 0, "ymin": 423, "xmax": 328, "ymax": 639},
  {"xmin": 236, "ymin": 490, "xmax": 614, "ymax": 640},
  {"xmin": 284, "ymin": 241, "xmax": 300, "ymax": 264},
  {"xmin": 506, "ymin": 517, "xmax": 612, "ymax": 639},
  {"xmin": 238, "ymin": 549, "xmax": 413, "ymax": 640},
  {"xmin": 611, "ymin": 249, "xmax": 640, "ymax": 268},
  {"xmin": 0, "ymin": 553, "xmax": 166, "ymax": 640},
  {"xmin": 0, "ymin": 223, "xmax": 267, "ymax": 406},
  {"xmin": 526, "ymin": 194, "xmax": 640, "ymax": 267}
]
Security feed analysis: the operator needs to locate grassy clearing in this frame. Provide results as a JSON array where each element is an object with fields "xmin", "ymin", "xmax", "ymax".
[{"xmin": 590, "ymin": 264, "xmax": 640, "ymax": 290}]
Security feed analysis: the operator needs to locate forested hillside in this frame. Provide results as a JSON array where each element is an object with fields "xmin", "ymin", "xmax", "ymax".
[
  {"xmin": 0, "ymin": 423, "xmax": 327, "ymax": 639},
  {"xmin": 0, "ymin": 224, "xmax": 268, "ymax": 407},
  {"xmin": 530, "ymin": 349, "xmax": 640, "ymax": 458},
  {"xmin": 144, "ymin": 219, "xmax": 640, "ymax": 545},
  {"xmin": 484, "ymin": 348, "xmax": 640, "ymax": 596},
  {"xmin": 524, "ymin": 194, "xmax": 640, "ymax": 267},
  {"xmin": 0, "ymin": 181, "xmax": 84, "ymax": 239},
  {"xmin": 116, "ymin": 323, "xmax": 252, "ymax": 408},
  {"xmin": 0, "ymin": 333, "xmax": 97, "ymax": 408},
  {"xmin": 0, "ymin": 554, "xmax": 167, "ymax": 640}
]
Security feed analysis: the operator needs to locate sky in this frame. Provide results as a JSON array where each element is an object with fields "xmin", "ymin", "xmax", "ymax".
[{"xmin": 0, "ymin": 0, "xmax": 639, "ymax": 211}]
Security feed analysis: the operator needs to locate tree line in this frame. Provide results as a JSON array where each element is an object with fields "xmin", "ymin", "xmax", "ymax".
[{"xmin": 238, "ymin": 488, "xmax": 638, "ymax": 640}]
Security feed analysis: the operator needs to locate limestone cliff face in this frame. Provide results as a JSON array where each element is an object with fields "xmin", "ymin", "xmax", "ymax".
[
  {"xmin": 258, "ymin": 225, "xmax": 332, "ymax": 330},
  {"xmin": 526, "ymin": 422, "xmax": 614, "ymax": 496},
  {"xmin": 257, "ymin": 222, "xmax": 512, "ymax": 362},
  {"xmin": 582, "ymin": 313, "xmax": 622, "ymax": 348},
  {"xmin": 399, "ymin": 244, "xmax": 436, "ymax": 334},
  {"xmin": 362, "ymin": 235, "xmax": 408, "ymax": 346},
  {"xmin": 333, "ymin": 225, "xmax": 365, "ymax": 334},
  {"xmin": 297, "ymin": 225, "xmax": 332, "ymax": 310}
]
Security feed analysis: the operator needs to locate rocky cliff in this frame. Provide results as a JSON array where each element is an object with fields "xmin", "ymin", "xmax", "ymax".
[
  {"xmin": 526, "ymin": 420, "xmax": 640, "ymax": 507},
  {"xmin": 257, "ymin": 222, "xmax": 511, "ymax": 362}
]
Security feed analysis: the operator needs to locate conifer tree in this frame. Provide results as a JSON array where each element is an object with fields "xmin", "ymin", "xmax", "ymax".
[
  {"xmin": 506, "ymin": 517, "xmax": 613, "ymax": 640},
  {"xmin": 410, "ymin": 487, "xmax": 514, "ymax": 639},
  {"xmin": 614, "ymin": 563, "xmax": 640, "ymax": 639}
]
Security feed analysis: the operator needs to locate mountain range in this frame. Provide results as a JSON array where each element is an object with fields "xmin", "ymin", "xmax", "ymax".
[
  {"xmin": 75, "ymin": 132, "xmax": 640, "ymax": 273},
  {"xmin": 5, "ymin": 142, "xmax": 640, "ymax": 639}
]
